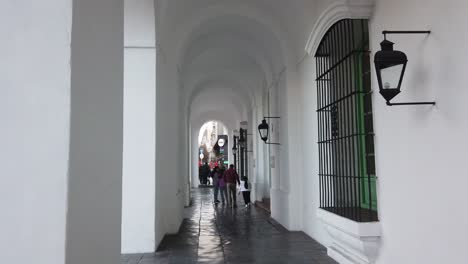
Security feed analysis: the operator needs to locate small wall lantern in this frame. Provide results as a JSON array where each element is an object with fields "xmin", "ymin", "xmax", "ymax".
[
  {"xmin": 374, "ymin": 30, "xmax": 435, "ymax": 106},
  {"xmin": 232, "ymin": 136, "xmax": 238, "ymax": 152},
  {"xmin": 258, "ymin": 119, "xmax": 269, "ymax": 142},
  {"xmin": 239, "ymin": 128, "xmax": 246, "ymax": 148},
  {"xmin": 257, "ymin": 117, "xmax": 280, "ymax": 145}
]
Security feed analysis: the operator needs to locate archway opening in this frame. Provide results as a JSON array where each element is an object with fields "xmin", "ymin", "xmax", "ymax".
[{"xmin": 195, "ymin": 121, "xmax": 230, "ymax": 187}]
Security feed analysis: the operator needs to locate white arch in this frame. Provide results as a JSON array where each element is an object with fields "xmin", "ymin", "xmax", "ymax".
[
  {"xmin": 187, "ymin": 76, "xmax": 257, "ymax": 115},
  {"xmin": 305, "ymin": 0, "xmax": 375, "ymax": 55},
  {"xmin": 197, "ymin": 120, "xmax": 229, "ymax": 146},
  {"xmin": 191, "ymin": 111, "xmax": 239, "ymax": 135},
  {"xmin": 170, "ymin": 1, "xmax": 295, "ymax": 70},
  {"xmin": 182, "ymin": 35, "xmax": 274, "ymax": 75}
]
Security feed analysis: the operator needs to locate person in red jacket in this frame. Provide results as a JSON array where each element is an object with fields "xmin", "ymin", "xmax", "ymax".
[{"xmin": 223, "ymin": 164, "xmax": 240, "ymax": 208}]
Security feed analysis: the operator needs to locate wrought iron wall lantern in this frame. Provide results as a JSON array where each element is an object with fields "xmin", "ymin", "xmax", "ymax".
[
  {"xmin": 374, "ymin": 30, "xmax": 436, "ymax": 106},
  {"xmin": 257, "ymin": 117, "xmax": 280, "ymax": 145},
  {"xmin": 232, "ymin": 136, "xmax": 238, "ymax": 152},
  {"xmin": 238, "ymin": 129, "xmax": 245, "ymax": 148}
]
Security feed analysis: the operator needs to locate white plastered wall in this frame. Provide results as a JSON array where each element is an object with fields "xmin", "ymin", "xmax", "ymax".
[
  {"xmin": 0, "ymin": 1, "xmax": 72, "ymax": 263},
  {"xmin": 293, "ymin": 1, "xmax": 338, "ymax": 244},
  {"xmin": 298, "ymin": 53, "xmax": 332, "ymax": 247},
  {"xmin": 269, "ymin": 70, "xmax": 293, "ymax": 229},
  {"xmin": 155, "ymin": 38, "xmax": 185, "ymax": 246},
  {"xmin": 369, "ymin": 0, "xmax": 468, "ymax": 263},
  {"xmin": 251, "ymin": 92, "xmax": 266, "ymax": 202}
]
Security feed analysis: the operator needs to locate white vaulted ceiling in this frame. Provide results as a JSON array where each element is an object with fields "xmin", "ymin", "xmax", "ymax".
[{"xmin": 156, "ymin": 0, "xmax": 329, "ymax": 128}]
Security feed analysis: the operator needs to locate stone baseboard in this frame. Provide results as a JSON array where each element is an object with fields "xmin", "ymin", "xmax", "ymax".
[
  {"xmin": 255, "ymin": 198, "xmax": 271, "ymax": 213},
  {"xmin": 318, "ymin": 209, "xmax": 381, "ymax": 264}
]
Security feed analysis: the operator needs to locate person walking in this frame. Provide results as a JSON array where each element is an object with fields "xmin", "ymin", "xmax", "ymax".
[
  {"xmin": 212, "ymin": 166, "xmax": 221, "ymax": 203},
  {"xmin": 218, "ymin": 170, "xmax": 228, "ymax": 205},
  {"xmin": 198, "ymin": 165, "xmax": 202, "ymax": 185},
  {"xmin": 239, "ymin": 176, "xmax": 251, "ymax": 207},
  {"xmin": 223, "ymin": 164, "xmax": 240, "ymax": 208},
  {"xmin": 200, "ymin": 162, "xmax": 210, "ymax": 185},
  {"xmin": 219, "ymin": 165, "xmax": 226, "ymax": 177}
]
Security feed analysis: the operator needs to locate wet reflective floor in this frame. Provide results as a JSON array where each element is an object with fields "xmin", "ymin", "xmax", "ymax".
[{"xmin": 121, "ymin": 188, "xmax": 337, "ymax": 264}]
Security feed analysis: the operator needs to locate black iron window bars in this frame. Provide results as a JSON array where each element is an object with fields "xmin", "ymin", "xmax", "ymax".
[{"xmin": 315, "ymin": 19, "xmax": 378, "ymax": 222}]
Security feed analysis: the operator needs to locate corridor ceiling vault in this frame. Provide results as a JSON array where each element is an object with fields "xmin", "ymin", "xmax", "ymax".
[{"xmin": 156, "ymin": 0, "xmax": 322, "ymax": 126}]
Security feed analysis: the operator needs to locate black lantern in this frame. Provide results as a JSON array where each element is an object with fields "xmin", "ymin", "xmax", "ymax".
[
  {"xmin": 238, "ymin": 128, "xmax": 246, "ymax": 148},
  {"xmin": 257, "ymin": 117, "xmax": 281, "ymax": 145},
  {"xmin": 258, "ymin": 119, "xmax": 269, "ymax": 142},
  {"xmin": 232, "ymin": 136, "xmax": 238, "ymax": 152},
  {"xmin": 374, "ymin": 39, "xmax": 407, "ymax": 104},
  {"xmin": 374, "ymin": 30, "xmax": 435, "ymax": 106}
]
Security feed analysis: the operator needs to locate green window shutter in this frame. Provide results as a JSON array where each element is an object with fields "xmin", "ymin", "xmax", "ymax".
[{"xmin": 356, "ymin": 53, "xmax": 377, "ymax": 211}]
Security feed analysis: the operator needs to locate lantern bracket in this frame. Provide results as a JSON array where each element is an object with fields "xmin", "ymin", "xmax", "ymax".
[
  {"xmin": 382, "ymin": 30, "xmax": 431, "ymax": 40},
  {"xmin": 380, "ymin": 30, "xmax": 435, "ymax": 106},
  {"xmin": 386, "ymin": 101, "xmax": 436, "ymax": 106},
  {"xmin": 260, "ymin": 117, "xmax": 281, "ymax": 145}
]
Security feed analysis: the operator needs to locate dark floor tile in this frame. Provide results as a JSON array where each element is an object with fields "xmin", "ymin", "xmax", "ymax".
[{"xmin": 122, "ymin": 188, "xmax": 336, "ymax": 264}]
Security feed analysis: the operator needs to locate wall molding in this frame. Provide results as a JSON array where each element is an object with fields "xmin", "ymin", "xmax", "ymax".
[
  {"xmin": 318, "ymin": 209, "xmax": 381, "ymax": 264},
  {"xmin": 305, "ymin": 0, "xmax": 375, "ymax": 55}
]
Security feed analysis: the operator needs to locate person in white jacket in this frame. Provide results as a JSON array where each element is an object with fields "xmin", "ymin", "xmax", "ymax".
[{"xmin": 238, "ymin": 176, "xmax": 251, "ymax": 207}]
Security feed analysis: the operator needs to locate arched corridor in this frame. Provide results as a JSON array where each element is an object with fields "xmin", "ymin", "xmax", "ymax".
[
  {"xmin": 122, "ymin": 188, "xmax": 336, "ymax": 264},
  {"xmin": 3, "ymin": 0, "xmax": 468, "ymax": 264}
]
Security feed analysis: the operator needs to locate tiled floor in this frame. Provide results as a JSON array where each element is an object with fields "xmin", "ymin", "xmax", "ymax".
[{"xmin": 121, "ymin": 188, "xmax": 337, "ymax": 264}]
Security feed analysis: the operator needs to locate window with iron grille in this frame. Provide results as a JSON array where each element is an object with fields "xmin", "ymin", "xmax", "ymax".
[{"xmin": 315, "ymin": 19, "xmax": 378, "ymax": 222}]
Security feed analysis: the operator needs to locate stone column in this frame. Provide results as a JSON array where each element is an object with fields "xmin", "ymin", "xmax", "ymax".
[{"xmin": 66, "ymin": 0, "xmax": 124, "ymax": 264}]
